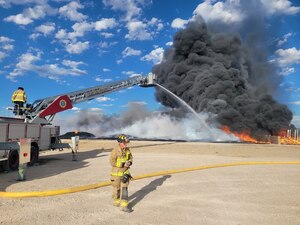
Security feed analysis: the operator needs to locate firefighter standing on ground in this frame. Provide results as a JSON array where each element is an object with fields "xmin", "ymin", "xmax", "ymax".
[
  {"xmin": 11, "ymin": 87, "xmax": 27, "ymax": 115},
  {"xmin": 110, "ymin": 134, "xmax": 133, "ymax": 212}
]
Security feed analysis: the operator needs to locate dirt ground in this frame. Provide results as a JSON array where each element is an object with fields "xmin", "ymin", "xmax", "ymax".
[{"xmin": 1, "ymin": 140, "xmax": 300, "ymax": 225}]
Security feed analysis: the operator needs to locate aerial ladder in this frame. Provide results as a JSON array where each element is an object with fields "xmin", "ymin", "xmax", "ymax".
[
  {"xmin": 25, "ymin": 73, "xmax": 156, "ymax": 124},
  {"xmin": 0, "ymin": 73, "xmax": 156, "ymax": 171}
]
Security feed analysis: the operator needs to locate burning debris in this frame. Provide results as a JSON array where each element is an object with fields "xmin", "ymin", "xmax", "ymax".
[
  {"xmin": 278, "ymin": 128, "xmax": 300, "ymax": 145},
  {"xmin": 221, "ymin": 125, "xmax": 265, "ymax": 143},
  {"xmin": 153, "ymin": 18, "xmax": 295, "ymax": 143}
]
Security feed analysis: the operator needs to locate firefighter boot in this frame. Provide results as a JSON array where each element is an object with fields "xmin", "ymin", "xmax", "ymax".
[
  {"xmin": 113, "ymin": 199, "xmax": 120, "ymax": 207},
  {"xmin": 112, "ymin": 189, "xmax": 120, "ymax": 207},
  {"xmin": 120, "ymin": 187, "xmax": 130, "ymax": 212},
  {"xmin": 120, "ymin": 200, "xmax": 130, "ymax": 212}
]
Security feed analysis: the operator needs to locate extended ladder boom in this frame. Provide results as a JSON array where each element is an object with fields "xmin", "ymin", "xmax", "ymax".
[{"xmin": 27, "ymin": 73, "xmax": 156, "ymax": 124}]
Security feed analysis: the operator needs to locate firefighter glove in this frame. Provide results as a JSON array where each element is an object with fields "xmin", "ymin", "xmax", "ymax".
[
  {"xmin": 124, "ymin": 161, "xmax": 132, "ymax": 168},
  {"xmin": 121, "ymin": 174, "xmax": 132, "ymax": 183}
]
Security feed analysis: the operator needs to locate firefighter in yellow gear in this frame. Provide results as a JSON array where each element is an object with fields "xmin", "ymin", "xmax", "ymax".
[
  {"xmin": 110, "ymin": 134, "xmax": 133, "ymax": 212},
  {"xmin": 11, "ymin": 87, "xmax": 27, "ymax": 115}
]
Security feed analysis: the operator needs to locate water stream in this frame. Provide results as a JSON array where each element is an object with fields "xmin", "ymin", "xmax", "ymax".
[{"xmin": 154, "ymin": 83, "xmax": 216, "ymax": 139}]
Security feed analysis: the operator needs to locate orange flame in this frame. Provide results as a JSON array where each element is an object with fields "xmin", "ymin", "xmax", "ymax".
[
  {"xmin": 280, "ymin": 137, "xmax": 300, "ymax": 145},
  {"xmin": 221, "ymin": 125, "xmax": 261, "ymax": 143},
  {"xmin": 221, "ymin": 126, "xmax": 300, "ymax": 145},
  {"xmin": 277, "ymin": 128, "xmax": 300, "ymax": 145}
]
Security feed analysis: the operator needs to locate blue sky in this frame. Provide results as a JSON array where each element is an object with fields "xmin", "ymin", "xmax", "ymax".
[{"xmin": 0, "ymin": 0, "xmax": 300, "ymax": 134}]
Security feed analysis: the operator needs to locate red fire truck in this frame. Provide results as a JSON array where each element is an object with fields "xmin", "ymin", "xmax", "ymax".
[{"xmin": 0, "ymin": 74, "xmax": 155, "ymax": 171}]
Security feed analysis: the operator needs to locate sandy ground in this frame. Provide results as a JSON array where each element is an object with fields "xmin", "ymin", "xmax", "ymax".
[{"xmin": 1, "ymin": 140, "xmax": 300, "ymax": 225}]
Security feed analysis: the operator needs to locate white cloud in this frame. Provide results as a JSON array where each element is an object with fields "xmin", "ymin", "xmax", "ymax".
[
  {"xmin": 71, "ymin": 107, "xmax": 80, "ymax": 111},
  {"xmin": 90, "ymin": 107, "xmax": 103, "ymax": 112},
  {"xmin": 122, "ymin": 47, "xmax": 141, "ymax": 57},
  {"xmin": 290, "ymin": 101, "xmax": 300, "ymax": 105},
  {"xmin": 100, "ymin": 32, "xmax": 114, "ymax": 38},
  {"xmin": 148, "ymin": 17, "xmax": 164, "ymax": 30},
  {"xmin": 274, "ymin": 47, "xmax": 300, "ymax": 66},
  {"xmin": 54, "ymin": 19, "xmax": 116, "ymax": 54},
  {"xmin": 103, "ymin": 0, "xmax": 145, "ymax": 21},
  {"xmin": 95, "ymin": 18, "xmax": 116, "ymax": 30},
  {"xmin": 261, "ymin": 0, "xmax": 300, "ymax": 15},
  {"xmin": 95, "ymin": 76, "xmax": 112, "ymax": 82},
  {"xmin": 4, "ymin": 4, "xmax": 50, "ymax": 25},
  {"xmin": 15, "ymin": 51, "xmax": 41, "ymax": 70},
  {"xmin": 125, "ymin": 20, "xmax": 152, "ymax": 40},
  {"xmin": 2, "ymin": 44, "xmax": 14, "ymax": 50},
  {"xmin": 166, "ymin": 41, "xmax": 173, "ymax": 46},
  {"xmin": 55, "ymin": 22, "xmax": 94, "ymax": 49},
  {"xmin": 122, "ymin": 70, "xmax": 141, "ymax": 77},
  {"xmin": 190, "ymin": 0, "xmax": 300, "ymax": 26},
  {"xmin": 279, "ymin": 67, "xmax": 295, "ymax": 76},
  {"xmin": 122, "ymin": 101, "xmax": 146, "ymax": 107},
  {"xmin": 7, "ymin": 49, "xmax": 87, "ymax": 82},
  {"xmin": 29, "ymin": 33, "xmax": 41, "ymax": 40},
  {"xmin": 141, "ymin": 47, "xmax": 164, "ymax": 64},
  {"xmin": 0, "ymin": 0, "xmax": 47, "ymax": 8},
  {"xmin": 101, "ymin": 104, "xmax": 113, "ymax": 107},
  {"xmin": 277, "ymin": 32, "xmax": 293, "ymax": 47},
  {"xmin": 25, "ymin": 5, "xmax": 47, "ymax": 19},
  {"xmin": 55, "ymin": 29, "xmax": 68, "ymax": 41},
  {"xmin": 59, "ymin": 1, "xmax": 87, "ymax": 21},
  {"xmin": 103, "ymin": 68, "xmax": 111, "ymax": 72},
  {"xmin": 62, "ymin": 59, "xmax": 85, "ymax": 68},
  {"xmin": 171, "ymin": 18, "xmax": 188, "ymax": 29},
  {"xmin": 66, "ymin": 41, "xmax": 89, "ymax": 54},
  {"xmin": 68, "ymin": 21, "xmax": 94, "ymax": 40},
  {"xmin": 122, "ymin": 70, "xmax": 135, "ymax": 75},
  {"xmin": 98, "ymin": 41, "xmax": 117, "ymax": 48},
  {"xmin": 0, "ymin": 36, "xmax": 14, "ymax": 43},
  {"xmin": 0, "ymin": 36, "xmax": 14, "ymax": 57},
  {"xmin": 124, "ymin": 18, "xmax": 163, "ymax": 40},
  {"xmin": 96, "ymin": 96, "xmax": 113, "ymax": 102},
  {"xmin": 193, "ymin": 0, "xmax": 244, "ymax": 24},
  {"xmin": 7, "ymin": 50, "xmax": 41, "ymax": 81},
  {"xmin": 0, "ymin": 51, "xmax": 6, "ymax": 61},
  {"xmin": 285, "ymin": 86, "xmax": 300, "ymax": 93},
  {"xmin": 31, "ymin": 22, "xmax": 56, "ymax": 39},
  {"xmin": 35, "ymin": 22, "xmax": 55, "ymax": 35},
  {"xmin": 4, "ymin": 13, "xmax": 34, "ymax": 25}
]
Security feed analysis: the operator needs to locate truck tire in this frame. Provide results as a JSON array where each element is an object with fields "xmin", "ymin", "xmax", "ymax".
[
  {"xmin": 7, "ymin": 150, "xmax": 19, "ymax": 171},
  {"xmin": 28, "ymin": 145, "xmax": 39, "ymax": 166}
]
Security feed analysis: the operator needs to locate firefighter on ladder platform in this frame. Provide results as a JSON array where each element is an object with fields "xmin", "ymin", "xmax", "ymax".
[
  {"xmin": 110, "ymin": 134, "xmax": 133, "ymax": 212},
  {"xmin": 11, "ymin": 87, "xmax": 27, "ymax": 116}
]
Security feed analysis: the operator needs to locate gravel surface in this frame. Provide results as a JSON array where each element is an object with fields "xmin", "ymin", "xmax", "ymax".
[{"xmin": 1, "ymin": 140, "xmax": 300, "ymax": 225}]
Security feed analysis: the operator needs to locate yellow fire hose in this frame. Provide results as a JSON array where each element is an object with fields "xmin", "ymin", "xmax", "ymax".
[{"xmin": 1, "ymin": 161, "xmax": 299, "ymax": 198}]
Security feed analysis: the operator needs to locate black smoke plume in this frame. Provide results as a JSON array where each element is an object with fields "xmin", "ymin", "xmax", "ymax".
[{"xmin": 153, "ymin": 19, "xmax": 292, "ymax": 139}]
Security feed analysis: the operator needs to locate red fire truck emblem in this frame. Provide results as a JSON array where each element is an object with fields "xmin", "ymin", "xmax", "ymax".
[{"xmin": 59, "ymin": 99, "xmax": 67, "ymax": 108}]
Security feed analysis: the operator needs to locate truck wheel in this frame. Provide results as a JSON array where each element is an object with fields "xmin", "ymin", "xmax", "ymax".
[
  {"xmin": 8, "ymin": 150, "xmax": 19, "ymax": 171},
  {"xmin": 28, "ymin": 146, "xmax": 39, "ymax": 166}
]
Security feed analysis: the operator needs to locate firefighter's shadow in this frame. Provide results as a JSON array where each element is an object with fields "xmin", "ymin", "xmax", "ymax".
[{"xmin": 129, "ymin": 175, "xmax": 171, "ymax": 210}]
